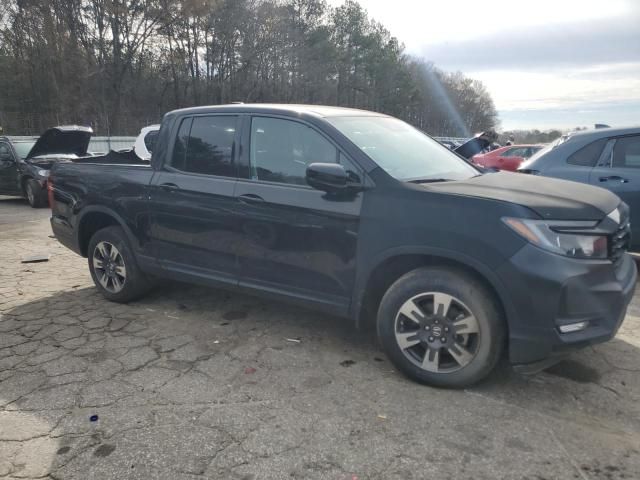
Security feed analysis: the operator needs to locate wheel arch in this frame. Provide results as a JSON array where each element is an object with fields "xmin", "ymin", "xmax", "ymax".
[
  {"xmin": 76, "ymin": 206, "xmax": 137, "ymax": 257},
  {"xmin": 352, "ymin": 247, "xmax": 516, "ymax": 332}
]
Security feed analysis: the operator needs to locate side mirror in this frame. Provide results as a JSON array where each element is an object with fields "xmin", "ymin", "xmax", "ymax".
[{"xmin": 306, "ymin": 163, "xmax": 352, "ymax": 192}]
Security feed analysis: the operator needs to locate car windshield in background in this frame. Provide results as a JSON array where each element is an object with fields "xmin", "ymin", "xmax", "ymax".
[
  {"xmin": 13, "ymin": 141, "xmax": 35, "ymax": 159},
  {"xmin": 327, "ymin": 116, "xmax": 478, "ymax": 182},
  {"xmin": 526, "ymin": 136, "xmax": 569, "ymax": 163}
]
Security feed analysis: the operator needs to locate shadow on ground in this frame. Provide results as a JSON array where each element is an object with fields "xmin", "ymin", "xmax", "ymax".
[{"xmin": 2, "ymin": 282, "xmax": 640, "ymax": 479}]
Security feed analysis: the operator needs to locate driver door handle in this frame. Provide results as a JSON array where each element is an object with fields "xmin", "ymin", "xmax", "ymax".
[
  {"xmin": 238, "ymin": 193, "xmax": 265, "ymax": 204},
  {"xmin": 159, "ymin": 183, "xmax": 179, "ymax": 192},
  {"xmin": 599, "ymin": 176, "xmax": 629, "ymax": 183}
]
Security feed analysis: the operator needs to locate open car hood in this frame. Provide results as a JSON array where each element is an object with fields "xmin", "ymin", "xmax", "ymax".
[
  {"xmin": 454, "ymin": 131, "xmax": 499, "ymax": 159},
  {"xmin": 26, "ymin": 125, "xmax": 93, "ymax": 160}
]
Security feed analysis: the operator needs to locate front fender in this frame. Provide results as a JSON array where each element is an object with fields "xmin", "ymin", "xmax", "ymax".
[{"xmin": 350, "ymin": 245, "xmax": 518, "ymax": 330}]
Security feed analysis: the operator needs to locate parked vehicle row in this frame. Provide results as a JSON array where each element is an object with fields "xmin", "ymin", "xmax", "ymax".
[
  {"xmin": 0, "ymin": 126, "xmax": 92, "ymax": 207},
  {"xmin": 0, "ymin": 125, "xmax": 160, "ymax": 207},
  {"xmin": 48, "ymin": 104, "xmax": 636, "ymax": 388}
]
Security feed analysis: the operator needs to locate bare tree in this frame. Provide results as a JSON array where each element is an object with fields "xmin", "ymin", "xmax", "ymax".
[{"xmin": 0, "ymin": 0, "xmax": 498, "ymax": 136}]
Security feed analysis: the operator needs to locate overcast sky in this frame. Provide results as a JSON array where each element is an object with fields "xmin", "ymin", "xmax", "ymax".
[{"xmin": 327, "ymin": 0, "xmax": 640, "ymax": 131}]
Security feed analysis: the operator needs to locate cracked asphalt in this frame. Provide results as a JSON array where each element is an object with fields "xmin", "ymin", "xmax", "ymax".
[{"xmin": 1, "ymin": 195, "xmax": 640, "ymax": 480}]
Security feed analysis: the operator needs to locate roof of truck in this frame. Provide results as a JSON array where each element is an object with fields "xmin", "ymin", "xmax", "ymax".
[{"xmin": 168, "ymin": 103, "xmax": 388, "ymax": 118}]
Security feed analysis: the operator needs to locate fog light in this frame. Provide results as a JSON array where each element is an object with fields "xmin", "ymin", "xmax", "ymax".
[{"xmin": 558, "ymin": 321, "xmax": 589, "ymax": 334}]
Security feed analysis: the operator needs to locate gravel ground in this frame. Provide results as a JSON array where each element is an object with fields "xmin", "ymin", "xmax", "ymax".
[{"xmin": 1, "ymin": 195, "xmax": 639, "ymax": 480}]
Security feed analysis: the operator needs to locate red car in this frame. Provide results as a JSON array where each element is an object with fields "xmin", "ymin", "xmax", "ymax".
[{"xmin": 472, "ymin": 145, "xmax": 543, "ymax": 171}]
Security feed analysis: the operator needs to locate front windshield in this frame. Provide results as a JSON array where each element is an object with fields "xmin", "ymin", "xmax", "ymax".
[
  {"xmin": 13, "ymin": 141, "xmax": 35, "ymax": 159},
  {"xmin": 327, "ymin": 116, "xmax": 478, "ymax": 181}
]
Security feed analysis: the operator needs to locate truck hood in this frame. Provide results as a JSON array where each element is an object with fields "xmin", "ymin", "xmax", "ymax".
[
  {"xmin": 26, "ymin": 125, "xmax": 92, "ymax": 160},
  {"xmin": 426, "ymin": 172, "xmax": 619, "ymax": 221}
]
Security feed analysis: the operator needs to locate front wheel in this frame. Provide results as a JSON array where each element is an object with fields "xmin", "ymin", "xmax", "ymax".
[
  {"xmin": 25, "ymin": 179, "xmax": 48, "ymax": 208},
  {"xmin": 87, "ymin": 226, "xmax": 153, "ymax": 303},
  {"xmin": 377, "ymin": 266, "xmax": 505, "ymax": 388}
]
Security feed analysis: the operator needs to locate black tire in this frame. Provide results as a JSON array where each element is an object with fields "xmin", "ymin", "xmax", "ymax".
[
  {"xmin": 377, "ymin": 266, "xmax": 505, "ymax": 388},
  {"xmin": 87, "ymin": 226, "xmax": 153, "ymax": 303},
  {"xmin": 25, "ymin": 179, "xmax": 48, "ymax": 208}
]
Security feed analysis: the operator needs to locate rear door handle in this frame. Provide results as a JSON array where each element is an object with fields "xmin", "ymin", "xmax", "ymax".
[
  {"xmin": 238, "ymin": 193, "xmax": 265, "ymax": 204},
  {"xmin": 599, "ymin": 176, "xmax": 629, "ymax": 183},
  {"xmin": 159, "ymin": 183, "xmax": 179, "ymax": 192}
]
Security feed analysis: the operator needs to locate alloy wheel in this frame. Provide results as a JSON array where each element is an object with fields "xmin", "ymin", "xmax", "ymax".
[
  {"xmin": 93, "ymin": 241, "xmax": 127, "ymax": 293},
  {"xmin": 394, "ymin": 292, "xmax": 481, "ymax": 373}
]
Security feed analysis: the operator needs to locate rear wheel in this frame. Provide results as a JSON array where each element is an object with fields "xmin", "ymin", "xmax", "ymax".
[
  {"xmin": 377, "ymin": 266, "xmax": 505, "ymax": 388},
  {"xmin": 25, "ymin": 179, "xmax": 47, "ymax": 208},
  {"xmin": 87, "ymin": 226, "xmax": 153, "ymax": 302}
]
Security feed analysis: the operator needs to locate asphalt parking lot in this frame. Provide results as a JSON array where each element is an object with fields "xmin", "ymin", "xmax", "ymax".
[{"xmin": 1, "ymin": 196, "xmax": 639, "ymax": 480}]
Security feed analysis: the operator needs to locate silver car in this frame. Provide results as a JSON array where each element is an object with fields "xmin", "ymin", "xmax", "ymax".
[{"xmin": 518, "ymin": 126, "xmax": 640, "ymax": 249}]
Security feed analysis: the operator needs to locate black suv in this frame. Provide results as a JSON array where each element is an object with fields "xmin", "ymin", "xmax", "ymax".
[{"xmin": 49, "ymin": 104, "xmax": 636, "ymax": 387}]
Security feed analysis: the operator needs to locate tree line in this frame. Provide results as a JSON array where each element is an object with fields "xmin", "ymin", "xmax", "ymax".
[
  {"xmin": 0, "ymin": 0, "xmax": 498, "ymax": 136},
  {"xmin": 501, "ymin": 129, "xmax": 563, "ymax": 145}
]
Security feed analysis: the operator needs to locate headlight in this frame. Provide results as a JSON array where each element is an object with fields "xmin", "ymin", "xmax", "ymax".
[
  {"xmin": 37, "ymin": 169, "xmax": 49, "ymax": 177},
  {"xmin": 503, "ymin": 217, "xmax": 608, "ymax": 259}
]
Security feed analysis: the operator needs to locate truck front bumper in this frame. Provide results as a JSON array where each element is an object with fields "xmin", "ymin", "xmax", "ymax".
[{"xmin": 497, "ymin": 244, "xmax": 637, "ymax": 371}]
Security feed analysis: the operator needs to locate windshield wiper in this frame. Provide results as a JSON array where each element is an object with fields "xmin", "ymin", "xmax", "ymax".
[{"xmin": 407, "ymin": 178, "xmax": 452, "ymax": 184}]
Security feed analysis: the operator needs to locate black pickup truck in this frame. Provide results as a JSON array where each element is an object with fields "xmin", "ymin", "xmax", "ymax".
[{"xmin": 49, "ymin": 104, "xmax": 636, "ymax": 388}]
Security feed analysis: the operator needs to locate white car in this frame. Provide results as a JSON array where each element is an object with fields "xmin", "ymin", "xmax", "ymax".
[{"xmin": 133, "ymin": 125, "xmax": 160, "ymax": 161}]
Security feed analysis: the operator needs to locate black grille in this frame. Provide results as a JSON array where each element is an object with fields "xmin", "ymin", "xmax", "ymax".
[{"xmin": 610, "ymin": 205, "xmax": 631, "ymax": 266}]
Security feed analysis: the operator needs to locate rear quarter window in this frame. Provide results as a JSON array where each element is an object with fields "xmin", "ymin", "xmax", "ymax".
[
  {"xmin": 566, "ymin": 138, "xmax": 608, "ymax": 167},
  {"xmin": 612, "ymin": 136, "xmax": 640, "ymax": 168},
  {"xmin": 144, "ymin": 131, "xmax": 159, "ymax": 153},
  {"xmin": 503, "ymin": 147, "xmax": 527, "ymax": 157}
]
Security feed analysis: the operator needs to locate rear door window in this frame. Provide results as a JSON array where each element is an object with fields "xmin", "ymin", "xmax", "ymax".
[
  {"xmin": 503, "ymin": 147, "xmax": 527, "ymax": 157},
  {"xmin": 567, "ymin": 138, "xmax": 608, "ymax": 167},
  {"xmin": 170, "ymin": 117, "xmax": 192, "ymax": 170},
  {"xmin": 612, "ymin": 136, "xmax": 640, "ymax": 169},
  {"xmin": 170, "ymin": 115, "xmax": 238, "ymax": 177}
]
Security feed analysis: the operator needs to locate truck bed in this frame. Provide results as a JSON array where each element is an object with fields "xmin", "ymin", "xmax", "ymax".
[
  {"xmin": 73, "ymin": 149, "xmax": 149, "ymax": 165},
  {"xmin": 50, "ymin": 161, "xmax": 155, "ymax": 255}
]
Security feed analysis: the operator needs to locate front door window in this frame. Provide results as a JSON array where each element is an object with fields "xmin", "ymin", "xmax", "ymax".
[{"xmin": 249, "ymin": 116, "xmax": 338, "ymax": 186}]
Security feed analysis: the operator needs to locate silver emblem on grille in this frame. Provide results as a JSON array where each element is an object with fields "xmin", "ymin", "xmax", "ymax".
[{"xmin": 607, "ymin": 208, "xmax": 621, "ymax": 225}]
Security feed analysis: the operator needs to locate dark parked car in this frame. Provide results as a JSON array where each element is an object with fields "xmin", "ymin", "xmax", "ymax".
[
  {"xmin": 0, "ymin": 126, "xmax": 92, "ymax": 207},
  {"xmin": 49, "ymin": 104, "xmax": 636, "ymax": 388},
  {"xmin": 518, "ymin": 127, "xmax": 640, "ymax": 249}
]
